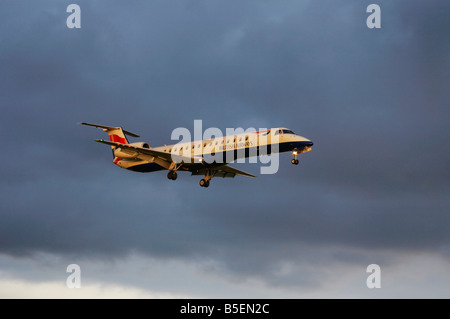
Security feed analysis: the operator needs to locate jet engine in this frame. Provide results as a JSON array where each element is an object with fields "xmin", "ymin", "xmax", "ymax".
[{"xmin": 113, "ymin": 142, "xmax": 150, "ymax": 159}]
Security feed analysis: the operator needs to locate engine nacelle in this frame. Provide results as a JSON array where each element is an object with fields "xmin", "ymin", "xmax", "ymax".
[
  {"xmin": 128, "ymin": 142, "xmax": 150, "ymax": 149},
  {"xmin": 114, "ymin": 142, "xmax": 150, "ymax": 159}
]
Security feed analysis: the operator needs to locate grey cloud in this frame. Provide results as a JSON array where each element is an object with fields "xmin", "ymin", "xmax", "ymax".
[{"xmin": 0, "ymin": 0, "xmax": 449, "ymax": 293}]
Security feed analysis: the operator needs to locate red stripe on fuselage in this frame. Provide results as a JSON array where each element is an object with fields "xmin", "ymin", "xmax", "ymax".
[{"xmin": 109, "ymin": 134, "xmax": 128, "ymax": 144}]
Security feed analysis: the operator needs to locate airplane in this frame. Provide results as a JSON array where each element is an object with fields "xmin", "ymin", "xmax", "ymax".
[{"xmin": 78, "ymin": 122, "xmax": 313, "ymax": 187}]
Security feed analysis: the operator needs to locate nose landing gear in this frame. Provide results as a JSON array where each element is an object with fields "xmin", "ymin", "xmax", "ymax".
[
  {"xmin": 167, "ymin": 171, "xmax": 178, "ymax": 180},
  {"xmin": 291, "ymin": 151, "xmax": 299, "ymax": 165}
]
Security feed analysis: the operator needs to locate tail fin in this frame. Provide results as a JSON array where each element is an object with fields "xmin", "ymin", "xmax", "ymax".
[{"xmin": 78, "ymin": 122, "xmax": 140, "ymax": 145}]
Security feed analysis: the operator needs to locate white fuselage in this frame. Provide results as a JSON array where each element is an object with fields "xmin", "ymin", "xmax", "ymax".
[{"xmin": 115, "ymin": 128, "xmax": 313, "ymax": 171}]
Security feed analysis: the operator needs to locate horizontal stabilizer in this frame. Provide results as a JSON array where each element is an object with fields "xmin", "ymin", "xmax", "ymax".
[{"xmin": 77, "ymin": 122, "xmax": 140, "ymax": 137}]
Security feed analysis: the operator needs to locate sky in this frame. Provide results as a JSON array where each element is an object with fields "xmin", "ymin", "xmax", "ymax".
[{"xmin": 0, "ymin": 0, "xmax": 449, "ymax": 298}]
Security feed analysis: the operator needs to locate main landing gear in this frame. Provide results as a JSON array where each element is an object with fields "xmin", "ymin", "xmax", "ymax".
[
  {"xmin": 199, "ymin": 179, "xmax": 210, "ymax": 188},
  {"xmin": 199, "ymin": 169, "xmax": 212, "ymax": 188},
  {"xmin": 291, "ymin": 151, "xmax": 299, "ymax": 165},
  {"xmin": 167, "ymin": 162, "xmax": 182, "ymax": 181}
]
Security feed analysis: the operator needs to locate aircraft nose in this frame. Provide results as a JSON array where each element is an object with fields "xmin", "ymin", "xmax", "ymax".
[{"xmin": 305, "ymin": 141, "xmax": 314, "ymax": 147}]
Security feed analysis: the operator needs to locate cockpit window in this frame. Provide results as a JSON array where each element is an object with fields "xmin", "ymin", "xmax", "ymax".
[
  {"xmin": 282, "ymin": 129, "xmax": 295, "ymax": 135},
  {"xmin": 274, "ymin": 130, "xmax": 282, "ymax": 135}
]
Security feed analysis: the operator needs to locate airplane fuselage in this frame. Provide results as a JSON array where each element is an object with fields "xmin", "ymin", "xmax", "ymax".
[{"xmin": 116, "ymin": 128, "xmax": 313, "ymax": 173}]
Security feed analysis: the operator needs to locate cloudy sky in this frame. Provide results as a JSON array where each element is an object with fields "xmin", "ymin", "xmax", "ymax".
[{"xmin": 0, "ymin": 0, "xmax": 449, "ymax": 298}]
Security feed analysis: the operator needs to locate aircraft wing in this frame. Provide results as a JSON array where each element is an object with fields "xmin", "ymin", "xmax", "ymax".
[
  {"xmin": 190, "ymin": 165, "xmax": 256, "ymax": 178},
  {"xmin": 95, "ymin": 139, "xmax": 199, "ymax": 164},
  {"xmin": 213, "ymin": 165, "xmax": 256, "ymax": 178},
  {"xmin": 96, "ymin": 139, "xmax": 256, "ymax": 178}
]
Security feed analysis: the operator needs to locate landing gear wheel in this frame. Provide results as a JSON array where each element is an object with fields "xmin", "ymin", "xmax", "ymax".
[
  {"xmin": 294, "ymin": 159, "xmax": 299, "ymax": 165},
  {"xmin": 168, "ymin": 171, "xmax": 178, "ymax": 180},
  {"xmin": 291, "ymin": 159, "xmax": 296, "ymax": 165},
  {"xmin": 200, "ymin": 179, "xmax": 210, "ymax": 188}
]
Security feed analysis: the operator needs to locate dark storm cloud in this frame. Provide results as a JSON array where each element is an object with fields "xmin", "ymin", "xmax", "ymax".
[{"xmin": 0, "ymin": 0, "xmax": 449, "ymax": 288}]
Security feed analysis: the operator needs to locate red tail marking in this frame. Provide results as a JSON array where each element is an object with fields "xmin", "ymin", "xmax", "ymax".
[{"xmin": 109, "ymin": 134, "xmax": 128, "ymax": 144}]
